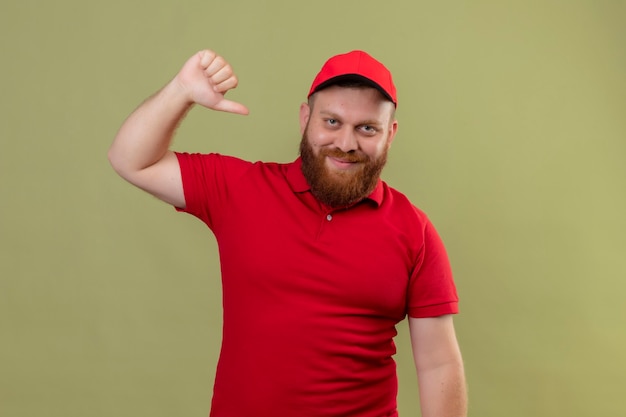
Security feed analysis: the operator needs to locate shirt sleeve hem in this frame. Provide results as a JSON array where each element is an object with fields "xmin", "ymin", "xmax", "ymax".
[{"xmin": 408, "ymin": 302, "xmax": 459, "ymax": 318}]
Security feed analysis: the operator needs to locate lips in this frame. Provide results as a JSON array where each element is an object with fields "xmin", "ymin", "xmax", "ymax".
[
  {"xmin": 321, "ymin": 149, "xmax": 368, "ymax": 164},
  {"xmin": 328, "ymin": 156, "xmax": 357, "ymax": 169}
]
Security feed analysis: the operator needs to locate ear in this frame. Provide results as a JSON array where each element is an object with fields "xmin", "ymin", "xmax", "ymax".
[
  {"xmin": 299, "ymin": 102, "xmax": 311, "ymax": 135},
  {"xmin": 386, "ymin": 119, "xmax": 399, "ymax": 148}
]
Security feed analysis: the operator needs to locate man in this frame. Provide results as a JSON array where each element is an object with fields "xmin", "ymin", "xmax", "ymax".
[{"xmin": 109, "ymin": 49, "xmax": 467, "ymax": 417}]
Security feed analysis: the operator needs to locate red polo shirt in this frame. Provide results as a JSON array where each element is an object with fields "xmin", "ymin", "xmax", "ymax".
[{"xmin": 175, "ymin": 152, "xmax": 458, "ymax": 417}]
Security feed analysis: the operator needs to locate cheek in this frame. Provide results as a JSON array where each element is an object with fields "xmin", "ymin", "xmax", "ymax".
[
  {"xmin": 307, "ymin": 126, "xmax": 334, "ymax": 147},
  {"xmin": 362, "ymin": 138, "xmax": 389, "ymax": 158}
]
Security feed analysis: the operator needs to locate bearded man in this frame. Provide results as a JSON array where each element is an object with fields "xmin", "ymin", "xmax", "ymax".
[{"xmin": 109, "ymin": 48, "xmax": 467, "ymax": 417}]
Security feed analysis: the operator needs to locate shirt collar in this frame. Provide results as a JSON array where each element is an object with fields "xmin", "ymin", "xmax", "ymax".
[{"xmin": 286, "ymin": 157, "xmax": 384, "ymax": 207}]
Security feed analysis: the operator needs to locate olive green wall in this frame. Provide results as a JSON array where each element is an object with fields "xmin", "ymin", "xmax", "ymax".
[{"xmin": 1, "ymin": 1, "xmax": 625, "ymax": 416}]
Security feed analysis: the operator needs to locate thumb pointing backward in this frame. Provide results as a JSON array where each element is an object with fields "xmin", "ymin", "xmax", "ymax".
[{"xmin": 213, "ymin": 99, "xmax": 250, "ymax": 116}]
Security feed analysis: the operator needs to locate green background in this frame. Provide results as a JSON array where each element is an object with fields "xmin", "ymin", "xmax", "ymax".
[{"xmin": 1, "ymin": 1, "xmax": 625, "ymax": 416}]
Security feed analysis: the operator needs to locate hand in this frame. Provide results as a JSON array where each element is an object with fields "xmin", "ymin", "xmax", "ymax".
[{"xmin": 174, "ymin": 49, "xmax": 249, "ymax": 115}]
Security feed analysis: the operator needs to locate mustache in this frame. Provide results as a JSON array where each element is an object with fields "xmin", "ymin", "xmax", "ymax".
[{"xmin": 319, "ymin": 148, "xmax": 369, "ymax": 163}]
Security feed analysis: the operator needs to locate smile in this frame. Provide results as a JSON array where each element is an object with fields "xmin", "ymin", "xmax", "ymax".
[{"xmin": 327, "ymin": 156, "xmax": 361, "ymax": 170}]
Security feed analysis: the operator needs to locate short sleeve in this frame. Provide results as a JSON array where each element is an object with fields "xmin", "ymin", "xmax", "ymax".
[
  {"xmin": 175, "ymin": 152, "xmax": 253, "ymax": 230},
  {"xmin": 407, "ymin": 220, "xmax": 459, "ymax": 318}
]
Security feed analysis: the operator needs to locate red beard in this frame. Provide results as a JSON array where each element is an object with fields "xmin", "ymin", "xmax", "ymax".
[{"xmin": 299, "ymin": 131, "xmax": 388, "ymax": 208}]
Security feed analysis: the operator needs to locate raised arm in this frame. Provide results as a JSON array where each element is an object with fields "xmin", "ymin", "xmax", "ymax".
[
  {"xmin": 108, "ymin": 49, "xmax": 249, "ymax": 208},
  {"xmin": 409, "ymin": 315, "xmax": 468, "ymax": 417}
]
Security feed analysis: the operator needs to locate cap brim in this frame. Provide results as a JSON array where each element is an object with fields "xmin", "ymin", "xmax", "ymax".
[{"xmin": 311, "ymin": 74, "xmax": 395, "ymax": 104}]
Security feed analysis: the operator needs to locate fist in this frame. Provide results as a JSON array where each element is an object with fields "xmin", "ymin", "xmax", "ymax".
[{"xmin": 175, "ymin": 49, "xmax": 249, "ymax": 115}]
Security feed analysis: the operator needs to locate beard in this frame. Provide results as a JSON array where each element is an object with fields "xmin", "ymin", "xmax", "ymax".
[{"xmin": 299, "ymin": 131, "xmax": 388, "ymax": 208}]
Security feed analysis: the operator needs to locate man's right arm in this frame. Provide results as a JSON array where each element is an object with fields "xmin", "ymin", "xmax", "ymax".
[{"xmin": 107, "ymin": 50, "xmax": 249, "ymax": 208}]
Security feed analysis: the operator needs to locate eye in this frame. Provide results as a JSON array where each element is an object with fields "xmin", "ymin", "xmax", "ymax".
[
  {"xmin": 359, "ymin": 125, "xmax": 378, "ymax": 135},
  {"xmin": 324, "ymin": 118, "xmax": 341, "ymax": 129}
]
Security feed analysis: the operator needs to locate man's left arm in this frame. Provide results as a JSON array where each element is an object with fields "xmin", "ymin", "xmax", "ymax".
[{"xmin": 409, "ymin": 315, "xmax": 467, "ymax": 417}]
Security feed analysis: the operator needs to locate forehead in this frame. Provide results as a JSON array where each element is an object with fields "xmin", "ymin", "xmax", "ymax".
[{"xmin": 310, "ymin": 86, "xmax": 395, "ymax": 122}]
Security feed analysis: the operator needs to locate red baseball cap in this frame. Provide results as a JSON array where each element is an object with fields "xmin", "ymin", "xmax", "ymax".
[{"xmin": 308, "ymin": 50, "xmax": 397, "ymax": 107}]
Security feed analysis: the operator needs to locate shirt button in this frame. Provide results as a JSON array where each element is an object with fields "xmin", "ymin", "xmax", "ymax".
[{"xmin": 326, "ymin": 214, "xmax": 333, "ymax": 221}]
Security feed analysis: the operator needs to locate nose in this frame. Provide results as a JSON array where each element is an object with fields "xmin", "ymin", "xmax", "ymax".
[{"xmin": 334, "ymin": 127, "xmax": 358, "ymax": 153}]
